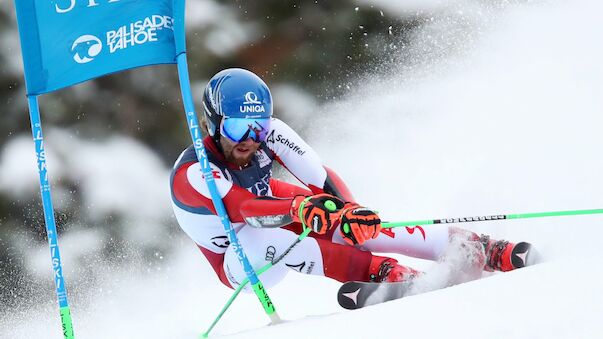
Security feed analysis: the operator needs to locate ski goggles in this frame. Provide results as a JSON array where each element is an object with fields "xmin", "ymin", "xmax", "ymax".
[{"xmin": 220, "ymin": 117, "xmax": 271, "ymax": 143}]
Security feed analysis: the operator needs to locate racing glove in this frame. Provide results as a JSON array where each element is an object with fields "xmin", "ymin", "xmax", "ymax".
[
  {"xmin": 291, "ymin": 193, "xmax": 345, "ymax": 234},
  {"xmin": 339, "ymin": 204, "xmax": 382, "ymax": 246}
]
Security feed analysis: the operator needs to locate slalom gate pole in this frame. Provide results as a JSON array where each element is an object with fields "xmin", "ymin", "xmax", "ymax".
[
  {"xmin": 382, "ymin": 208, "xmax": 603, "ymax": 228},
  {"xmin": 27, "ymin": 96, "xmax": 75, "ymax": 339},
  {"xmin": 175, "ymin": 54, "xmax": 280, "ymax": 324}
]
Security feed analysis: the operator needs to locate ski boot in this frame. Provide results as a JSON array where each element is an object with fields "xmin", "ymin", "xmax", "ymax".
[
  {"xmin": 368, "ymin": 255, "xmax": 421, "ymax": 282},
  {"xmin": 480, "ymin": 235, "xmax": 539, "ymax": 272}
]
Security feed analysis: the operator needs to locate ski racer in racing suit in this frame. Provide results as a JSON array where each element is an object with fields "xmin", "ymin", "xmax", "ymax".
[{"xmin": 170, "ymin": 68, "xmax": 535, "ymax": 290}]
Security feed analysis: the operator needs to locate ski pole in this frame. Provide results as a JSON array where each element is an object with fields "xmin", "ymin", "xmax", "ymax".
[
  {"xmin": 201, "ymin": 228, "xmax": 311, "ymax": 338},
  {"xmin": 382, "ymin": 208, "xmax": 603, "ymax": 228},
  {"xmin": 202, "ymin": 198, "xmax": 317, "ymax": 338}
]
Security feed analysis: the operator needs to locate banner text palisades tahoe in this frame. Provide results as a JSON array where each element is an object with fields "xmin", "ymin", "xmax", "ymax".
[{"xmin": 107, "ymin": 15, "xmax": 174, "ymax": 53}]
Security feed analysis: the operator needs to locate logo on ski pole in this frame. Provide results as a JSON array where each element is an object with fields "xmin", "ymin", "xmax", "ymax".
[{"xmin": 437, "ymin": 215, "xmax": 506, "ymax": 224}]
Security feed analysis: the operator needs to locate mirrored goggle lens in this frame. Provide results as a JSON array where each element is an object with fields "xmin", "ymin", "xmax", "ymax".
[{"xmin": 221, "ymin": 118, "xmax": 271, "ymax": 143}]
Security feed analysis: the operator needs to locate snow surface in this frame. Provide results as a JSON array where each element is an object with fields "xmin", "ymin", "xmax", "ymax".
[{"xmin": 3, "ymin": 0, "xmax": 603, "ymax": 338}]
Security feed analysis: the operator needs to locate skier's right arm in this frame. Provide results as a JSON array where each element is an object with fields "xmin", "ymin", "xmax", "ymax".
[
  {"xmin": 173, "ymin": 160, "xmax": 373, "ymax": 242},
  {"xmin": 172, "ymin": 160, "xmax": 343, "ymax": 228},
  {"xmin": 172, "ymin": 160, "xmax": 276, "ymax": 223}
]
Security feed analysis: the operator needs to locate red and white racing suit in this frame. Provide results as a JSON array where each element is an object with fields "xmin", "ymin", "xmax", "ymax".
[{"xmin": 170, "ymin": 118, "xmax": 451, "ymax": 289}]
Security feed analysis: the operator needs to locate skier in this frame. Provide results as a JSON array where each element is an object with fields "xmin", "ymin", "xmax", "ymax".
[{"xmin": 170, "ymin": 68, "xmax": 535, "ymax": 292}]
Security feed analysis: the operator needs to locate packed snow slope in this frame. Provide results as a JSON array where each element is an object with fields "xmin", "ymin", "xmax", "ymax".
[{"xmin": 4, "ymin": 0, "xmax": 603, "ymax": 338}]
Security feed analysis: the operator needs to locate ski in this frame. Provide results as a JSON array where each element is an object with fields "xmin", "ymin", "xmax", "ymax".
[
  {"xmin": 337, "ymin": 280, "xmax": 413, "ymax": 310},
  {"xmin": 338, "ymin": 241, "xmax": 541, "ymax": 310}
]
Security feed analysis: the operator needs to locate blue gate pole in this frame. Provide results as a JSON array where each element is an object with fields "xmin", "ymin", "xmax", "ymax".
[
  {"xmin": 174, "ymin": 53, "xmax": 280, "ymax": 323},
  {"xmin": 27, "ymin": 96, "xmax": 75, "ymax": 339}
]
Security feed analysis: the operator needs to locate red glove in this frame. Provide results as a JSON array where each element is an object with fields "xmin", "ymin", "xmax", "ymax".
[
  {"xmin": 339, "ymin": 205, "xmax": 382, "ymax": 246},
  {"xmin": 291, "ymin": 194, "xmax": 345, "ymax": 234}
]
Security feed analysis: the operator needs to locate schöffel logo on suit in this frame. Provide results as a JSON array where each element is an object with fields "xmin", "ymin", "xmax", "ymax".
[
  {"xmin": 240, "ymin": 92, "xmax": 266, "ymax": 113},
  {"xmin": 266, "ymin": 130, "xmax": 306, "ymax": 156}
]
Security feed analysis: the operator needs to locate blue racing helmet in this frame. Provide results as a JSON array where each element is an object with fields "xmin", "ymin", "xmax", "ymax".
[{"xmin": 202, "ymin": 68, "xmax": 273, "ymax": 143}]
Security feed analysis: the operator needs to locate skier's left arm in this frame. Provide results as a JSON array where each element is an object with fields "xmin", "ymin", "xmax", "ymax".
[
  {"xmin": 261, "ymin": 118, "xmax": 381, "ymax": 245},
  {"xmin": 265, "ymin": 118, "xmax": 355, "ymax": 202}
]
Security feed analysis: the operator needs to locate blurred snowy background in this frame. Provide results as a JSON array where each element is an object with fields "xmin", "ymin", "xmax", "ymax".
[
  {"xmin": 1, "ymin": 0, "xmax": 602, "ymax": 338},
  {"xmin": 0, "ymin": 0, "xmax": 423, "ymax": 315}
]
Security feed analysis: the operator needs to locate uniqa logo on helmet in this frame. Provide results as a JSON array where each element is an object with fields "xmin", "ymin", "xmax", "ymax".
[{"xmin": 240, "ymin": 91, "xmax": 266, "ymax": 113}]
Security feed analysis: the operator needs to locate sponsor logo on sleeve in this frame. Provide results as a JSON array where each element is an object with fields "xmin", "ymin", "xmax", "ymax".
[
  {"xmin": 266, "ymin": 130, "xmax": 306, "ymax": 156},
  {"xmin": 266, "ymin": 130, "xmax": 275, "ymax": 143}
]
